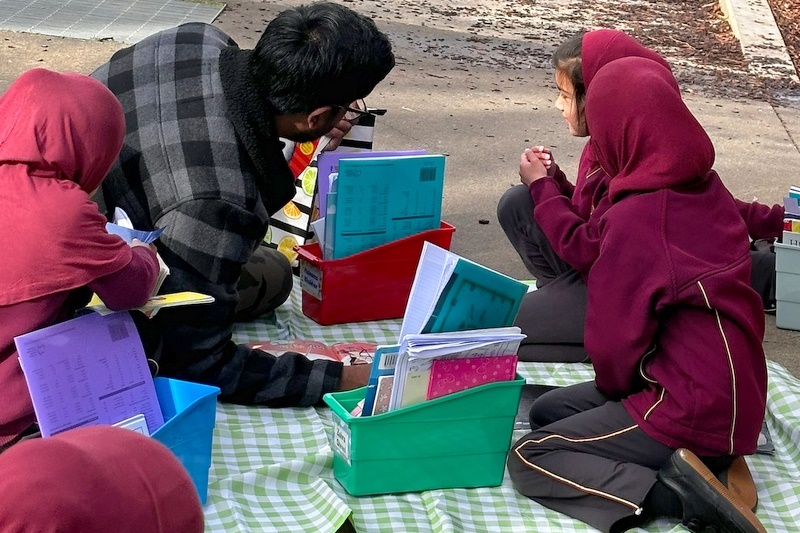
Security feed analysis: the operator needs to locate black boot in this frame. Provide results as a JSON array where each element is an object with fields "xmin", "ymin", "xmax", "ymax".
[{"xmin": 657, "ymin": 449, "xmax": 766, "ymax": 533}]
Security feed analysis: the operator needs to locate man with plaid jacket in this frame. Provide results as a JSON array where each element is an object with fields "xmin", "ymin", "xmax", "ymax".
[{"xmin": 91, "ymin": 2, "xmax": 395, "ymax": 406}]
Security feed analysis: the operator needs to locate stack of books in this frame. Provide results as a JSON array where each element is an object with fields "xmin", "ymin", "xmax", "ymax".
[{"xmin": 358, "ymin": 242, "xmax": 528, "ymax": 416}]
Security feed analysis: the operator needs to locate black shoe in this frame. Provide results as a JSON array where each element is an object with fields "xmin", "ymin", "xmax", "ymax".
[{"xmin": 658, "ymin": 449, "xmax": 766, "ymax": 533}]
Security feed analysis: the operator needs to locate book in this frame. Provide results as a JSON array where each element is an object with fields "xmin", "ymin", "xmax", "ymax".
[
  {"xmin": 248, "ymin": 339, "xmax": 375, "ymax": 365},
  {"xmin": 14, "ymin": 312, "xmax": 165, "ymax": 438},
  {"xmin": 113, "ymin": 413, "xmax": 151, "ymax": 436},
  {"xmin": 86, "ymin": 291, "xmax": 215, "ymax": 317},
  {"xmin": 105, "ymin": 207, "xmax": 165, "ymax": 245},
  {"xmin": 399, "ymin": 242, "xmax": 529, "ymax": 341},
  {"xmin": 316, "ymin": 150, "xmax": 427, "ymax": 219},
  {"xmin": 389, "ymin": 327, "xmax": 525, "ymax": 411},
  {"xmin": 326, "ymin": 154, "xmax": 446, "ymax": 259},
  {"xmin": 427, "ymin": 354, "xmax": 518, "ymax": 400},
  {"xmin": 106, "ymin": 207, "xmax": 169, "ymax": 296},
  {"xmin": 266, "ymin": 113, "xmax": 385, "ymax": 266},
  {"xmin": 756, "ymin": 419, "xmax": 775, "ymax": 455},
  {"xmin": 361, "ymin": 345, "xmax": 400, "ymax": 416}
]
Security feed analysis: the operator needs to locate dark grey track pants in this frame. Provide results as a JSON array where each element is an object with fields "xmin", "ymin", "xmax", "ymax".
[
  {"xmin": 507, "ymin": 382, "xmax": 675, "ymax": 533},
  {"xmin": 497, "ymin": 184, "xmax": 587, "ymax": 362},
  {"xmin": 235, "ymin": 244, "xmax": 293, "ymax": 322}
]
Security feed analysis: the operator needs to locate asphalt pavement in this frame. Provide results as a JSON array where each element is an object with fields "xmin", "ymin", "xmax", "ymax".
[{"xmin": 1, "ymin": 0, "xmax": 798, "ymax": 376}]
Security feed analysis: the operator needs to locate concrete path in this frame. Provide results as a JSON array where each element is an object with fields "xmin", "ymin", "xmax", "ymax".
[{"xmin": 0, "ymin": 0, "xmax": 798, "ymax": 375}]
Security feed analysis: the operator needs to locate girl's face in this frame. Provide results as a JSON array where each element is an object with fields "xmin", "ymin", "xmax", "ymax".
[{"xmin": 554, "ymin": 69, "xmax": 588, "ymax": 137}]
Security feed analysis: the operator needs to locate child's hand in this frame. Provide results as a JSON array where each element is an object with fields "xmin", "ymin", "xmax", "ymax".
[
  {"xmin": 530, "ymin": 145, "xmax": 557, "ymax": 178},
  {"xmin": 130, "ymin": 238, "xmax": 157, "ymax": 254},
  {"xmin": 519, "ymin": 148, "xmax": 550, "ymax": 186}
]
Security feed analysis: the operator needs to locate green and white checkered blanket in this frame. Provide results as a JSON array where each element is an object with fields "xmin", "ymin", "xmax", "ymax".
[{"xmin": 204, "ymin": 285, "xmax": 800, "ymax": 532}]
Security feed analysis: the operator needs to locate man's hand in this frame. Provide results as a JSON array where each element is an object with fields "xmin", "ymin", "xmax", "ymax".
[
  {"xmin": 324, "ymin": 116, "xmax": 355, "ymax": 151},
  {"xmin": 519, "ymin": 148, "xmax": 550, "ymax": 186},
  {"xmin": 336, "ymin": 363, "xmax": 372, "ymax": 391}
]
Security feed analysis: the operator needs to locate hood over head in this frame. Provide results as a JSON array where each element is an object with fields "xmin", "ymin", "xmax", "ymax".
[
  {"xmin": 0, "ymin": 69, "xmax": 132, "ymax": 305},
  {"xmin": 0, "ymin": 426, "xmax": 204, "ymax": 532},
  {"xmin": 0, "ymin": 68, "xmax": 125, "ymax": 193},
  {"xmin": 582, "ymin": 29, "xmax": 678, "ymax": 93},
  {"xmin": 586, "ymin": 57, "xmax": 715, "ymax": 203}
]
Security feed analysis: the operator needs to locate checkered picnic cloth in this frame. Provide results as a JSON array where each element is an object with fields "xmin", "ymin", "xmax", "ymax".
[{"xmin": 204, "ymin": 284, "xmax": 800, "ymax": 532}]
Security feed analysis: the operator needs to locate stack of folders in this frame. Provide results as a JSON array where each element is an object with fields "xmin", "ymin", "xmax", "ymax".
[
  {"xmin": 783, "ymin": 185, "xmax": 800, "ymax": 247},
  {"xmin": 312, "ymin": 151, "xmax": 446, "ymax": 259},
  {"xmin": 358, "ymin": 242, "xmax": 529, "ymax": 416}
]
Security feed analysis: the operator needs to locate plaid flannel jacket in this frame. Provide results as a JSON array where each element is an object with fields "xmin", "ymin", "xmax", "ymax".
[{"xmin": 92, "ymin": 23, "xmax": 341, "ymax": 407}]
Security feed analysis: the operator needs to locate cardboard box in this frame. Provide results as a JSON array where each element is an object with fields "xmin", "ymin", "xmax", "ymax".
[
  {"xmin": 323, "ymin": 375, "xmax": 524, "ymax": 496},
  {"xmin": 297, "ymin": 222, "xmax": 455, "ymax": 325}
]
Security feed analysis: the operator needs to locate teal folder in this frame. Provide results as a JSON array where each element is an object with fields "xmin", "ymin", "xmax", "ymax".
[
  {"xmin": 399, "ymin": 242, "xmax": 528, "ymax": 340},
  {"xmin": 422, "ymin": 260, "xmax": 528, "ymax": 334},
  {"xmin": 330, "ymin": 155, "xmax": 445, "ymax": 259}
]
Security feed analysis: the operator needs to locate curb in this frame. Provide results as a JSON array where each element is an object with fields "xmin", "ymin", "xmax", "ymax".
[{"xmin": 719, "ymin": 0, "xmax": 799, "ymax": 83}]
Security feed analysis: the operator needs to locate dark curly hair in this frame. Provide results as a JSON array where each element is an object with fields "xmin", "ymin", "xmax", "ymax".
[{"xmin": 250, "ymin": 2, "xmax": 395, "ymax": 114}]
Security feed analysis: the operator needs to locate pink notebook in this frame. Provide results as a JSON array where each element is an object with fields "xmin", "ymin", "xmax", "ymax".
[{"xmin": 426, "ymin": 355, "xmax": 518, "ymax": 401}]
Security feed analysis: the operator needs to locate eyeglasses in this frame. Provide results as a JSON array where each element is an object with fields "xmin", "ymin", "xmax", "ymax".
[{"xmin": 337, "ymin": 99, "xmax": 374, "ymax": 123}]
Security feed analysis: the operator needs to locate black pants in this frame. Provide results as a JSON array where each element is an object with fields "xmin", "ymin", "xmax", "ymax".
[
  {"xmin": 508, "ymin": 382, "xmax": 675, "ymax": 532},
  {"xmin": 497, "ymin": 185, "xmax": 587, "ymax": 362},
  {"xmin": 235, "ymin": 244, "xmax": 293, "ymax": 322},
  {"xmin": 508, "ymin": 382, "xmax": 736, "ymax": 532}
]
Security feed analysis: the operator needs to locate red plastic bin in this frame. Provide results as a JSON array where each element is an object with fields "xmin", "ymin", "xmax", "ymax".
[{"xmin": 296, "ymin": 222, "xmax": 456, "ymax": 325}]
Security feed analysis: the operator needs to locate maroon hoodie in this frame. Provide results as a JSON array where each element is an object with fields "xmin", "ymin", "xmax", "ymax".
[
  {"xmin": 585, "ymin": 57, "xmax": 767, "ymax": 456},
  {"xmin": 530, "ymin": 30, "xmax": 783, "ymax": 276},
  {"xmin": 529, "ymin": 30, "xmax": 676, "ymax": 274}
]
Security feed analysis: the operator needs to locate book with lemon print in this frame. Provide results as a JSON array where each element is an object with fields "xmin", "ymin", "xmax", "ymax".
[
  {"xmin": 265, "ymin": 162, "xmax": 318, "ymax": 266},
  {"xmin": 266, "ymin": 113, "xmax": 380, "ymax": 265}
]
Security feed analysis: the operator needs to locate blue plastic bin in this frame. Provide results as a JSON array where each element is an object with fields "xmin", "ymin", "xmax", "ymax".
[{"xmin": 151, "ymin": 378, "xmax": 220, "ymax": 504}]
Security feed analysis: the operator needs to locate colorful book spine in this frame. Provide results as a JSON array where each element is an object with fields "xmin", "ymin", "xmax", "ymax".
[{"xmin": 361, "ymin": 345, "xmax": 400, "ymax": 416}]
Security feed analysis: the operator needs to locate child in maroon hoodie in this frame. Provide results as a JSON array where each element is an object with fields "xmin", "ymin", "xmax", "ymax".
[
  {"xmin": 507, "ymin": 57, "xmax": 768, "ymax": 533},
  {"xmin": 498, "ymin": 29, "xmax": 784, "ymax": 364},
  {"xmin": 0, "ymin": 69, "xmax": 160, "ymax": 452}
]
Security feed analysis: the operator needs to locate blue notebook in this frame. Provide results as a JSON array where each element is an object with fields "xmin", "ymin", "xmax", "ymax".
[{"xmin": 327, "ymin": 154, "xmax": 445, "ymax": 259}]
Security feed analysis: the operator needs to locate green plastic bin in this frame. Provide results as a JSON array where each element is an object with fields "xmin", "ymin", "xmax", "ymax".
[{"xmin": 323, "ymin": 374, "xmax": 524, "ymax": 496}]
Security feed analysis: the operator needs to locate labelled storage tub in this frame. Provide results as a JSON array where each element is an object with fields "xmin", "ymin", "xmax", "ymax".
[{"xmin": 323, "ymin": 375, "xmax": 524, "ymax": 496}]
